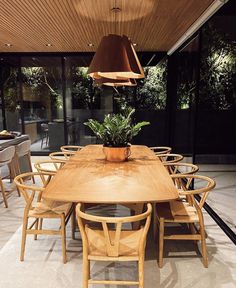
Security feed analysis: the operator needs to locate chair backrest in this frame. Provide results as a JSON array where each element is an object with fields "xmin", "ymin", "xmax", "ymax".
[
  {"xmin": 34, "ymin": 160, "xmax": 65, "ymax": 174},
  {"xmin": 164, "ymin": 162, "xmax": 199, "ymax": 175},
  {"xmin": 16, "ymin": 140, "xmax": 31, "ymax": 157},
  {"xmin": 60, "ymin": 145, "xmax": 83, "ymax": 153},
  {"xmin": 150, "ymin": 146, "xmax": 172, "ymax": 155},
  {"xmin": 49, "ymin": 151, "xmax": 75, "ymax": 161},
  {"xmin": 164, "ymin": 163, "xmax": 199, "ymax": 189},
  {"xmin": 14, "ymin": 172, "xmax": 54, "ymax": 208},
  {"xmin": 157, "ymin": 153, "xmax": 184, "ymax": 163},
  {"xmin": 76, "ymin": 203, "xmax": 152, "ymax": 257},
  {"xmin": 171, "ymin": 174, "xmax": 215, "ymax": 209},
  {"xmin": 0, "ymin": 146, "xmax": 15, "ymax": 165},
  {"xmin": 41, "ymin": 123, "xmax": 48, "ymax": 131}
]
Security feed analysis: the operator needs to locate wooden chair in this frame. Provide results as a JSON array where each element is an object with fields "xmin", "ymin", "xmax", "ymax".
[
  {"xmin": 76, "ymin": 203, "xmax": 152, "ymax": 288},
  {"xmin": 153, "ymin": 162, "xmax": 199, "ymax": 238},
  {"xmin": 60, "ymin": 145, "xmax": 83, "ymax": 153},
  {"xmin": 164, "ymin": 162, "xmax": 199, "ymax": 202},
  {"xmin": 149, "ymin": 146, "xmax": 172, "ymax": 155},
  {"xmin": 34, "ymin": 160, "xmax": 65, "ymax": 174},
  {"xmin": 164, "ymin": 162, "xmax": 199, "ymax": 176},
  {"xmin": 0, "ymin": 146, "xmax": 17, "ymax": 208},
  {"xmin": 49, "ymin": 151, "xmax": 75, "ymax": 161},
  {"xmin": 156, "ymin": 153, "xmax": 184, "ymax": 164},
  {"xmin": 156, "ymin": 174, "xmax": 215, "ymax": 268},
  {"xmin": 34, "ymin": 159, "xmax": 76, "ymax": 240},
  {"xmin": 14, "ymin": 172, "xmax": 74, "ymax": 263}
]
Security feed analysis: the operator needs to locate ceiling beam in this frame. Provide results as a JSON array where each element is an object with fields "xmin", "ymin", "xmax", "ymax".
[{"xmin": 167, "ymin": 0, "xmax": 229, "ymax": 55}]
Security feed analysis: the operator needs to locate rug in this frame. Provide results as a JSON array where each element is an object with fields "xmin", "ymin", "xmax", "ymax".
[{"xmin": 0, "ymin": 207, "xmax": 235, "ymax": 288}]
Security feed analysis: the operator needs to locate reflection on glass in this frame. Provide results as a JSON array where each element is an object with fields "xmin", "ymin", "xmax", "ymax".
[
  {"xmin": 65, "ymin": 57, "xmax": 105, "ymax": 146},
  {"xmin": 200, "ymin": 21, "xmax": 236, "ymax": 110},
  {"xmin": 21, "ymin": 57, "xmax": 64, "ymax": 152},
  {"xmin": 0, "ymin": 58, "xmax": 21, "ymax": 133},
  {"xmin": 176, "ymin": 36, "xmax": 199, "ymax": 110},
  {"xmin": 136, "ymin": 63, "xmax": 167, "ymax": 110},
  {"xmin": 113, "ymin": 61, "xmax": 168, "ymax": 111}
]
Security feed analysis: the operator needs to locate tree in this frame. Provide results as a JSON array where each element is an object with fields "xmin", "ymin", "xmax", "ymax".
[
  {"xmin": 199, "ymin": 22, "xmax": 236, "ymax": 110},
  {"xmin": 113, "ymin": 60, "xmax": 168, "ymax": 110}
]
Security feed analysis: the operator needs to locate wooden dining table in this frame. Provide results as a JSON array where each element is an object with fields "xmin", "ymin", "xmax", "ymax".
[{"xmin": 42, "ymin": 145, "xmax": 178, "ymax": 204}]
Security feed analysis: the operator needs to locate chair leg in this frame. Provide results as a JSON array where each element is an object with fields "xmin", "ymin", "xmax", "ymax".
[
  {"xmin": 61, "ymin": 214, "xmax": 67, "ymax": 264},
  {"xmin": 199, "ymin": 217, "xmax": 208, "ymax": 268},
  {"xmin": 82, "ymin": 255, "xmax": 89, "ymax": 288},
  {"xmin": 35, "ymin": 218, "xmax": 43, "ymax": 241},
  {"xmin": 34, "ymin": 218, "xmax": 39, "ymax": 240},
  {"xmin": 20, "ymin": 216, "xmax": 28, "ymax": 261},
  {"xmin": 41, "ymin": 132, "xmax": 45, "ymax": 149},
  {"xmin": 39, "ymin": 218, "xmax": 43, "ymax": 230},
  {"xmin": 71, "ymin": 205, "xmax": 76, "ymax": 240},
  {"xmin": 138, "ymin": 257, "xmax": 144, "ymax": 288},
  {"xmin": 15, "ymin": 155, "xmax": 21, "ymax": 176},
  {"xmin": 152, "ymin": 203, "xmax": 157, "ymax": 239},
  {"xmin": 158, "ymin": 218, "xmax": 164, "ymax": 268},
  {"xmin": 0, "ymin": 176, "xmax": 8, "ymax": 208},
  {"xmin": 46, "ymin": 133, "xmax": 49, "ymax": 147},
  {"xmin": 7, "ymin": 164, "xmax": 13, "ymax": 183},
  {"xmin": 9, "ymin": 162, "xmax": 21, "ymax": 197},
  {"xmin": 27, "ymin": 153, "xmax": 35, "ymax": 184}
]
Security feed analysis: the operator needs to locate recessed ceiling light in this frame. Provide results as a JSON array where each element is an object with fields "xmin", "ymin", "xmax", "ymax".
[
  {"xmin": 87, "ymin": 43, "xmax": 94, "ymax": 47},
  {"xmin": 5, "ymin": 43, "xmax": 13, "ymax": 47},
  {"xmin": 133, "ymin": 43, "xmax": 137, "ymax": 47},
  {"xmin": 111, "ymin": 7, "xmax": 121, "ymax": 13},
  {"xmin": 46, "ymin": 43, "xmax": 53, "ymax": 47}
]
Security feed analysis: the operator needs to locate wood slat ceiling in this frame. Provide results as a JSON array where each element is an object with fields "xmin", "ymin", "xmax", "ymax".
[{"xmin": 0, "ymin": 0, "xmax": 215, "ymax": 52}]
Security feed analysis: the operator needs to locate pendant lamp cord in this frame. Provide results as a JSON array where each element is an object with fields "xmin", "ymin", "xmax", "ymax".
[{"xmin": 115, "ymin": 0, "xmax": 117, "ymax": 35}]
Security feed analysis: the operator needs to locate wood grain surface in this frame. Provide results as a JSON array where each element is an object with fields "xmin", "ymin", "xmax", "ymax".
[
  {"xmin": 43, "ymin": 145, "xmax": 178, "ymax": 203},
  {"xmin": 0, "ymin": 0, "xmax": 214, "ymax": 52}
]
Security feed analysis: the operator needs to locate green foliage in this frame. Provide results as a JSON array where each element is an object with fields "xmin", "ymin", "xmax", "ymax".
[
  {"xmin": 114, "ymin": 61, "xmax": 168, "ymax": 110},
  {"xmin": 21, "ymin": 66, "xmax": 63, "ymax": 110},
  {"xmin": 136, "ymin": 64, "xmax": 167, "ymax": 109},
  {"xmin": 200, "ymin": 22, "xmax": 236, "ymax": 110},
  {"xmin": 71, "ymin": 67, "xmax": 101, "ymax": 109},
  {"xmin": 1, "ymin": 68, "xmax": 19, "ymax": 112},
  {"xmin": 84, "ymin": 109, "xmax": 150, "ymax": 147}
]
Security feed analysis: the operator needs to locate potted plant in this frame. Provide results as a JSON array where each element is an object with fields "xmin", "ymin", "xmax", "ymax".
[{"xmin": 84, "ymin": 108, "xmax": 150, "ymax": 162}]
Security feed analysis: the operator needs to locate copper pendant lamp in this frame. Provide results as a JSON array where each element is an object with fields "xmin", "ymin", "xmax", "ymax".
[
  {"xmin": 88, "ymin": 34, "xmax": 144, "ymax": 80},
  {"xmin": 94, "ymin": 76, "xmax": 137, "ymax": 87}
]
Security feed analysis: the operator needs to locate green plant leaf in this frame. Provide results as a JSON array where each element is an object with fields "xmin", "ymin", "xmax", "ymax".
[{"xmin": 84, "ymin": 109, "xmax": 150, "ymax": 147}]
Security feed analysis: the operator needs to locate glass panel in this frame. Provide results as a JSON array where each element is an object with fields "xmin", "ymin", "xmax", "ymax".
[
  {"xmin": 65, "ymin": 56, "xmax": 106, "ymax": 146},
  {"xmin": 196, "ymin": 12, "xmax": 236, "ymax": 154},
  {"xmin": 176, "ymin": 36, "xmax": 199, "ymax": 110},
  {"xmin": 115, "ymin": 62, "xmax": 167, "ymax": 110},
  {"xmin": 200, "ymin": 22, "xmax": 236, "ymax": 110},
  {"xmin": 0, "ymin": 57, "xmax": 22, "ymax": 133},
  {"xmin": 112, "ymin": 60, "xmax": 168, "ymax": 147},
  {"xmin": 21, "ymin": 57, "xmax": 64, "ymax": 152},
  {"xmin": 173, "ymin": 35, "xmax": 200, "ymax": 153}
]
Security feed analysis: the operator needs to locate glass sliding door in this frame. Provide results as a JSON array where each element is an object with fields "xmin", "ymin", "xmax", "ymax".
[
  {"xmin": 112, "ymin": 61, "xmax": 168, "ymax": 147},
  {"xmin": 21, "ymin": 57, "xmax": 64, "ymax": 152},
  {"xmin": 64, "ymin": 56, "xmax": 106, "ymax": 146},
  {"xmin": 173, "ymin": 35, "xmax": 200, "ymax": 154},
  {"xmin": 197, "ymin": 16, "xmax": 236, "ymax": 156}
]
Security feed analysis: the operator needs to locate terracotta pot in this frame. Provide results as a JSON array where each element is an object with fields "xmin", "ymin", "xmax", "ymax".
[{"xmin": 103, "ymin": 146, "xmax": 131, "ymax": 162}]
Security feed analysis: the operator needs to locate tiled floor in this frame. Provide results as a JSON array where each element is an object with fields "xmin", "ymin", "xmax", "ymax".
[
  {"xmin": 0, "ymin": 159, "xmax": 236, "ymax": 287},
  {"xmin": 199, "ymin": 164, "xmax": 236, "ymax": 233}
]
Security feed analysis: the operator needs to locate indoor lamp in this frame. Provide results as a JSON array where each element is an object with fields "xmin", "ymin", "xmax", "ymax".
[{"xmin": 88, "ymin": 34, "xmax": 144, "ymax": 86}]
